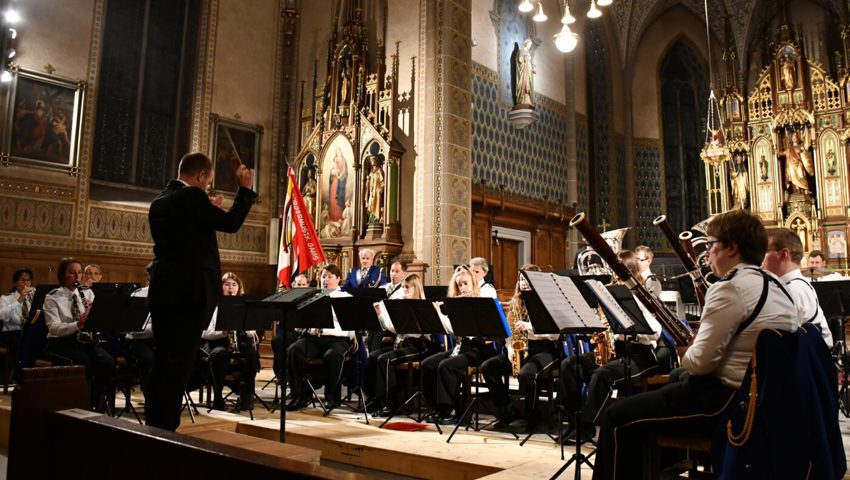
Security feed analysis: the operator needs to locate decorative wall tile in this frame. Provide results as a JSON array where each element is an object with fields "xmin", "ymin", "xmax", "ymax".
[
  {"xmin": 576, "ymin": 114, "xmax": 589, "ymax": 213},
  {"xmin": 88, "ymin": 207, "xmax": 151, "ymax": 243},
  {"xmin": 450, "ymin": 238, "xmax": 468, "ymax": 266},
  {"xmin": 449, "ymin": 206, "xmax": 469, "ymax": 237},
  {"xmin": 217, "ymin": 225, "xmax": 267, "ymax": 253},
  {"xmin": 0, "ymin": 196, "xmax": 73, "ymax": 236},
  {"xmin": 634, "ymin": 140, "xmax": 663, "ymax": 249}
]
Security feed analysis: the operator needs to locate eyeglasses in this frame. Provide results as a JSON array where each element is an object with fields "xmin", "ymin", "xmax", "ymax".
[
  {"xmin": 637, "ymin": 257, "xmax": 649, "ymax": 262},
  {"xmin": 17, "ymin": 278, "xmax": 32, "ymax": 283},
  {"xmin": 704, "ymin": 239, "xmax": 720, "ymax": 251}
]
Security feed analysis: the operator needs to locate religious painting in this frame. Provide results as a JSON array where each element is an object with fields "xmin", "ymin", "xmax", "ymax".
[
  {"xmin": 1, "ymin": 68, "xmax": 84, "ymax": 172},
  {"xmin": 319, "ymin": 135, "xmax": 355, "ymax": 239},
  {"xmin": 827, "ymin": 230, "xmax": 848, "ymax": 259},
  {"xmin": 209, "ymin": 114, "xmax": 261, "ymax": 193}
]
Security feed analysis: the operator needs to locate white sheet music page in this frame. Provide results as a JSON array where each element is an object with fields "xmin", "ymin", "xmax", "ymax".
[{"xmin": 584, "ymin": 279, "xmax": 636, "ymax": 330}]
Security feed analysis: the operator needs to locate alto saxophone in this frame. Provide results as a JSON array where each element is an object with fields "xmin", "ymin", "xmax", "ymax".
[
  {"xmin": 591, "ymin": 306, "xmax": 616, "ymax": 366},
  {"xmin": 508, "ymin": 298, "xmax": 528, "ymax": 377}
]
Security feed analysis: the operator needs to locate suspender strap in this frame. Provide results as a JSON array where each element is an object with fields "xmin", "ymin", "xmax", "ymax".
[
  {"xmin": 735, "ymin": 268, "xmax": 794, "ymax": 337},
  {"xmin": 788, "ymin": 277, "xmax": 820, "ymax": 324}
]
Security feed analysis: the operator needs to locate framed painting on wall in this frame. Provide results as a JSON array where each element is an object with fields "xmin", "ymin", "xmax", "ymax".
[
  {"xmin": 209, "ymin": 113, "xmax": 262, "ymax": 193},
  {"xmin": 1, "ymin": 67, "xmax": 85, "ymax": 173}
]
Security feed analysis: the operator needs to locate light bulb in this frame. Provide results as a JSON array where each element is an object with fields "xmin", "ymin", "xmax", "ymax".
[
  {"xmin": 533, "ymin": 2, "xmax": 548, "ymax": 22},
  {"xmin": 587, "ymin": 0, "xmax": 602, "ymax": 18},
  {"xmin": 3, "ymin": 8, "xmax": 20, "ymax": 24},
  {"xmin": 561, "ymin": 2, "xmax": 576, "ymax": 24},
  {"xmin": 518, "ymin": 0, "xmax": 534, "ymax": 13},
  {"xmin": 554, "ymin": 24, "xmax": 578, "ymax": 53},
  {"xmin": 0, "ymin": 70, "xmax": 11, "ymax": 83},
  {"xmin": 598, "ymin": 0, "xmax": 612, "ymax": 6}
]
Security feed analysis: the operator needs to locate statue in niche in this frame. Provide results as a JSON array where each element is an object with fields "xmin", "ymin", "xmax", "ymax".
[
  {"xmin": 759, "ymin": 154, "xmax": 769, "ymax": 181},
  {"xmin": 340, "ymin": 59, "xmax": 351, "ymax": 104},
  {"xmin": 781, "ymin": 54, "xmax": 796, "ymax": 91},
  {"xmin": 364, "ymin": 154, "xmax": 384, "ymax": 223},
  {"xmin": 783, "ymin": 128, "xmax": 815, "ymax": 193},
  {"xmin": 301, "ymin": 168, "xmax": 317, "ymax": 219},
  {"xmin": 827, "ymin": 148, "xmax": 837, "ymax": 176},
  {"xmin": 511, "ymin": 39, "xmax": 535, "ymax": 107},
  {"xmin": 730, "ymin": 154, "xmax": 749, "ymax": 208}
]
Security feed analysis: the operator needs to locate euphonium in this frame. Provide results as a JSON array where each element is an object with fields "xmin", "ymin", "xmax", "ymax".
[
  {"xmin": 507, "ymin": 298, "xmax": 528, "ymax": 377},
  {"xmin": 653, "ymin": 215, "xmax": 709, "ymax": 306},
  {"xmin": 576, "ymin": 227, "xmax": 630, "ymax": 276}
]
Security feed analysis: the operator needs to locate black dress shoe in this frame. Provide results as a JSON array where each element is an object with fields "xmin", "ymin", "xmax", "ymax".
[
  {"xmin": 374, "ymin": 406, "xmax": 396, "ymax": 418},
  {"xmin": 212, "ymin": 398, "xmax": 227, "ymax": 411},
  {"xmin": 286, "ymin": 397, "xmax": 310, "ymax": 411},
  {"xmin": 436, "ymin": 411, "xmax": 458, "ymax": 426},
  {"xmin": 563, "ymin": 425, "xmax": 596, "ymax": 445},
  {"xmin": 237, "ymin": 398, "xmax": 254, "ymax": 411},
  {"xmin": 324, "ymin": 399, "xmax": 340, "ymax": 412}
]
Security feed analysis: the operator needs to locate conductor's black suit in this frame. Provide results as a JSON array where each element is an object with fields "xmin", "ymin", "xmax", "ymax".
[{"xmin": 146, "ymin": 180, "xmax": 257, "ymax": 430}]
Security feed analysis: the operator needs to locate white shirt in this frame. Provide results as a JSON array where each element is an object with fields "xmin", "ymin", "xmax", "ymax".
[
  {"xmin": 318, "ymin": 288, "xmax": 354, "ymax": 339},
  {"xmin": 641, "ymin": 269, "xmax": 662, "ymax": 298},
  {"xmin": 614, "ymin": 297, "xmax": 663, "ymax": 348},
  {"xmin": 44, "ymin": 286, "xmax": 95, "ymax": 339},
  {"xmin": 0, "ymin": 291, "xmax": 26, "ymax": 332},
  {"xmin": 478, "ymin": 279, "xmax": 498, "ymax": 299},
  {"xmin": 781, "ymin": 269, "xmax": 833, "ymax": 348},
  {"xmin": 682, "ymin": 264, "xmax": 799, "ymax": 388},
  {"xmin": 125, "ymin": 286, "xmax": 153, "ymax": 340}
]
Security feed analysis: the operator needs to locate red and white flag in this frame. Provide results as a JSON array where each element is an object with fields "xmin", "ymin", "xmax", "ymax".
[{"xmin": 277, "ymin": 167, "xmax": 326, "ymax": 288}]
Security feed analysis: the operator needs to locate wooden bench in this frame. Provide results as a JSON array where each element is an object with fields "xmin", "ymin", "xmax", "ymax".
[
  {"xmin": 187, "ymin": 429, "xmax": 321, "ymax": 464},
  {"xmin": 651, "ymin": 433, "xmax": 714, "ymax": 479}
]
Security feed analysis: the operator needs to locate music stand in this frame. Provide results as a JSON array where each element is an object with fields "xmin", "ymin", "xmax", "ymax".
[
  {"xmin": 84, "ymin": 283, "xmax": 147, "ymax": 334},
  {"xmin": 812, "ymin": 280, "xmax": 850, "ymax": 417},
  {"xmin": 376, "ymin": 299, "xmax": 448, "ymax": 432},
  {"xmin": 520, "ymin": 271, "xmax": 607, "ymax": 479},
  {"xmin": 252, "ymin": 288, "xmax": 334, "ymax": 443},
  {"xmin": 424, "ymin": 286, "xmax": 448, "ymax": 302},
  {"xmin": 438, "ymin": 297, "xmax": 514, "ymax": 443}
]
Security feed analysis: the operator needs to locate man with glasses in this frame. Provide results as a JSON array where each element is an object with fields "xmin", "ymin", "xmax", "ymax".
[
  {"xmin": 634, "ymin": 245, "xmax": 662, "ymax": 297},
  {"xmin": 591, "ymin": 209, "xmax": 799, "ymax": 480},
  {"xmin": 763, "ymin": 229, "xmax": 832, "ymax": 348}
]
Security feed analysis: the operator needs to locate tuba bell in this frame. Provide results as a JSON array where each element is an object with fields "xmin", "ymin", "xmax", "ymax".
[{"xmin": 576, "ymin": 227, "xmax": 630, "ymax": 276}]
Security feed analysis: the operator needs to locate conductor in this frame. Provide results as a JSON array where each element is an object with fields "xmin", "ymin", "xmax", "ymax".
[{"xmin": 146, "ymin": 152, "xmax": 257, "ymax": 431}]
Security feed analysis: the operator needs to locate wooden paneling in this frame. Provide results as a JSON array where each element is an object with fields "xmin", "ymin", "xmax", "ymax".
[
  {"xmin": 491, "ymin": 238, "xmax": 519, "ymax": 290},
  {"xmin": 471, "ymin": 216, "xmax": 492, "ymax": 261}
]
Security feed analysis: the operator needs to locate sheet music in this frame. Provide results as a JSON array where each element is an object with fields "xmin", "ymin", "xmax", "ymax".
[
  {"xmin": 584, "ymin": 279, "xmax": 635, "ymax": 330},
  {"xmin": 523, "ymin": 271, "xmax": 605, "ymax": 332}
]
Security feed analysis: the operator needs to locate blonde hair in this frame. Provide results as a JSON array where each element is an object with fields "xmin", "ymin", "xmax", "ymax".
[
  {"xmin": 402, "ymin": 273, "xmax": 425, "ymax": 299},
  {"xmin": 221, "ymin": 272, "xmax": 245, "ymax": 295},
  {"xmin": 448, "ymin": 265, "xmax": 480, "ymax": 298}
]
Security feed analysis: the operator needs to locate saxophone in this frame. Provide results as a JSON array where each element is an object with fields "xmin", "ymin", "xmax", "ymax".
[
  {"xmin": 508, "ymin": 298, "xmax": 528, "ymax": 377},
  {"xmin": 591, "ymin": 306, "xmax": 615, "ymax": 365}
]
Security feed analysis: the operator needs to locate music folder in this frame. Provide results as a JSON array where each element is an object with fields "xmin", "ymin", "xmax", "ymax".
[
  {"xmin": 84, "ymin": 283, "xmax": 147, "ymax": 334},
  {"xmin": 349, "ymin": 287, "xmax": 388, "ymax": 303},
  {"xmin": 812, "ymin": 280, "xmax": 850, "ymax": 318},
  {"xmin": 252, "ymin": 288, "xmax": 334, "ymax": 329},
  {"xmin": 215, "ymin": 294, "xmax": 276, "ymax": 332},
  {"xmin": 584, "ymin": 281, "xmax": 654, "ymax": 335},
  {"xmin": 383, "ymin": 299, "xmax": 447, "ymax": 335},
  {"xmin": 521, "ymin": 270, "xmax": 606, "ymax": 334},
  {"xmin": 424, "ymin": 286, "xmax": 449, "ymax": 302},
  {"xmin": 441, "ymin": 297, "xmax": 511, "ymax": 339},
  {"xmin": 329, "ymin": 296, "xmax": 383, "ymax": 332}
]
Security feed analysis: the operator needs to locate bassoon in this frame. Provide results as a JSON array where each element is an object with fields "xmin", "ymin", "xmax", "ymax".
[
  {"xmin": 653, "ymin": 215, "xmax": 708, "ymax": 306},
  {"xmin": 570, "ymin": 212, "xmax": 694, "ymax": 346}
]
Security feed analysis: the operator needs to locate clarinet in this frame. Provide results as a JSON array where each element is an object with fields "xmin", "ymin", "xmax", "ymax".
[{"xmin": 570, "ymin": 212, "xmax": 695, "ymax": 346}]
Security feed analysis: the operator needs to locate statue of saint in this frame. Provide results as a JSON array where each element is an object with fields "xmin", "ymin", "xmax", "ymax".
[
  {"xmin": 784, "ymin": 129, "xmax": 815, "ymax": 193},
  {"xmin": 513, "ymin": 39, "xmax": 535, "ymax": 107},
  {"xmin": 340, "ymin": 60, "xmax": 351, "ymax": 104},
  {"xmin": 781, "ymin": 55, "xmax": 796, "ymax": 91},
  {"xmin": 827, "ymin": 148, "xmax": 837, "ymax": 176},
  {"xmin": 301, "ymin": 168, "xmax": 317, "ymax": 219},
  {"xmin": 759, "ymin": 154, "xmax": 769, "ymax": 181},
  {"xmin": 730, "ymin": 155, "xmax": 749, "ymax": 208},
  {"xmin": 364, "ymin": 155, "xmax": 384, "ymax": 223}
]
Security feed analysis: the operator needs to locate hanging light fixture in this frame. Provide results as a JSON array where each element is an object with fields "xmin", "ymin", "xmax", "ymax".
[
  {"xmin": 598, "ymin": 0, "xmax": 613, "ymax": 6},
  {"xmin": 561, "ymin": 0, "xmax": 576, "ymax": 24},
  {"xmin": 587, "ymin": 0, "xmax": 602, "ymax": 19},
  {"xmin": 518, "ymin": 0, "xmax": 534, "ymax": 13},
  {"xmin": 554, "ymin": 23, "xmax": 579, "ymax": 52},
  {"xmin": 533, "ymin": 2, "xmax": 548, "ymax": 22},
  {"xmin": 698, "ymin": 0, "xmax": 731, "ymax": 165}
]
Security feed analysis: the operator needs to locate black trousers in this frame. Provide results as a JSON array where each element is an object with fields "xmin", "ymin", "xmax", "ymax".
[
  {"xmin": 46, "ymin": 335, "xmax": 116, "ymax": 412},
  {"xmin": 124, "ymin": 337, "xmax": 155, "ymax": 396},
  {"xmin": 146, "ymin": 304, "xmax": 209, "ymax": 431},
  {"xmin": 421, "ymin": 340, "xmax": 496, "ymax": 411},
  {"xmin": 363, "ymin": 344, "xmax": 394, "ymax": 400},
  {"xmin": 205, "ymin": 337, "xmax": 259, "ymax": 405},
  {"xmin": 592, "ymin": 375, "xmax": 735, "ymax": 480},
  {"xmin": 373, "ymin": 338, "xmax": 429, "ymax": 404},
  {"xmin": 286, "ymin": 335, "xmax": 351, "ymax": 402},
  {"xmin": 0, "ymin": 330, "xmax": 21, "ymax": 378},
  {"xmin": 481, "ymin": 340, "xmax": 560, "ymax": 413},
  {"xmin": 560, "ymin": 343, "xmax": 658, "ymax": 427},
  {"xmin": 271, "ymin": 330, "xmax": 299, "ymax": 378}
]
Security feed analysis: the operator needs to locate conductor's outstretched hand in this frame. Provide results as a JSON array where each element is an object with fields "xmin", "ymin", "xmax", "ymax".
[{"xmin": 236, "ymin": 165, "xmax": 254, "ymax": 189}]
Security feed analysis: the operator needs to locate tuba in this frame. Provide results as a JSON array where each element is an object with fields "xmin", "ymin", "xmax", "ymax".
[
  {"xmin": 576, "ymin": 227, "xmax": 630, "ymax": 276},
  {"xmin": 654, "ymin": 215, "xmax": 710, "ymax": 306}
]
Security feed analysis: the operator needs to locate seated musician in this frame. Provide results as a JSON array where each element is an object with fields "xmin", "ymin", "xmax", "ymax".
[
  {"xmin": 0, "ymin": 268, "xmax": 34, "ymax": 363},
  {"xmin": 762, "ymin": 228, "xmax": 833, "ymax": 348},
  {"xmin": 363, "ymin": 258, "xmax": 409, "ymax": 385},
  {"xmin": 343, "ymin": 248, "xmax": 388, "ymax": 353},
  {"xmin": 286, "ymin": 264, "xmax": 354, "ymax": 411},
  {"xmin": 201, "ymin": 272, "xmax": 259, "ymax": 411},
  {"xmin": 591, "ymin": 209, "xmax": 799, "ymax": 480},
  {"xmin": 367, "ymin": 273, "xmax": 436, "ymax": 416},
  {"xmin": 559, "ymin": 250, "xmax": 662, "ymax": 445},
  {"xmin": 83, "ymin": 263, "xmax": 103, "ymax": 288},
  {"xmin": 469, "ymin": 257, "xmax": 498, "ymax": 299},
  {"xmin": 421, "ymin": 265, "xmax": 498, "ymax": 425},
  {"xmin": 124, "ymin": 262, "xmax": 155, "ymax": 396},
  {"xmin": 271, "ymin": 273, "xmax": 310, "ymax": 381},
  {"xmin": 634, "ymin": 245, "xmax": 662, "ymax": 297},
  {"xmin": 481, "ymin": 265, "xmax": 561, "ymax": 432},
  {"xmin": 807, "ymin": 250, "xmax": 844, "ymax": 280},
  {"xmin": 43, "ymin": 257, "xmax": 116, "ymax": 412}
]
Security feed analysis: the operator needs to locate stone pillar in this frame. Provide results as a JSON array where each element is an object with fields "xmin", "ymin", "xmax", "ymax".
[
  {"xmin": 416, "ymin": 0, "xmax": 473, "ymax": 284},
  {"xmin": 623, "ymin": 74, "xmax": 636, "ymax": 247},
  {"xmin": 564, "ymin": 54, "xmax": 578, "ymax": 265}
]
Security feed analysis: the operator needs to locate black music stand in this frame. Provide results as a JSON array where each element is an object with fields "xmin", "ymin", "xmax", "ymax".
[
  {"xmin": 252, "ymin": 288, "xmax": 333, "ymax": 443},
  {"xmin": 377, "ymin": 298, "xmax": 449, "ymax": 433},
  {"xmin": 520, "ymin": 271, "xmax": 607, "ymax": 480},
  {"xmin": 83, "ymin": 283, "xmax": 147, "ymax": 335},
  {"xmin": 440, "ymin": 297, "xmax": 514, "ymax": 443},
  {"xmin": 424, "ymin": 286, "xmax": 448, "ymax": 302},
  {"xmin": 812, "ymin": 280, "xmax": 850, "ymax": 417}
]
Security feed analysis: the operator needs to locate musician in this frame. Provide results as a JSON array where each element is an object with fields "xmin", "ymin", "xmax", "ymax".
[
  {"xmin": 634, "ymin": 245, "xmax": 662, "ymax": 297},
  {"xmin": 421, "ymin": 266, "xmax": 497, "ymax": 425},
  {"xmin": 83, "ymin": 263, "xmax": 103, "ymax": 287},
  {"xmin": 342, "ymin": 248, "xmax": 387, "ymax": 291},
  {"xmin": 807, "ymin": 250, "xmax": 844, "ymax": 280},
  {"xmin": 286, "ymin": 264, "xmax": 354, "ymax": 411},
  {"xmin": 480, "ymin": 265, "xmax": 561, "ymax": 432},
  {"xmin": 124, "ymin": 262, "xmax": 155, "ymax": 396},
  {"xmin": 469, "ymin": 257, "xmax": 498, "ymax": 298},
  {"xmin": 202, "ymin": 272, "xmax": 259, "ymax": 411},
  {"xmin": 0, "ymin": 268, "xmax": 34, "ymax": 365},
  {"xmin": 762, "ymin": 228, "xmax": 833, "ymax": 348},
  {"xmin": 592, "ymin": 209, "xmax": 799, "ymax": 480},
  {"xmin": 369, "ymin": 273, "xmax": 434, "ymax": 416},
  {"xmin": 271, "ymin": 273, "xmax": 310, "ymax": 380},
  {"xmin": 384, "ymin": 258, "xmax": 408, "ymax": 300},
  {"xmin": 559, "ymin": 250, "xmax": 662, "ymax": 445},
  {"xmin": 43, "ymin": 257, "xmax": 116, "ymax": 412}
]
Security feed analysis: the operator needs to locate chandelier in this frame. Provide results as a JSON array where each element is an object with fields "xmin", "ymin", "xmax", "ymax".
[
  {"xmin": 698, "ymin": 0, "xmax": 731, "ymax": 165},
  {"xmin": 518, "ymin": 0, "xmax": 612, "ymax": 53}
]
